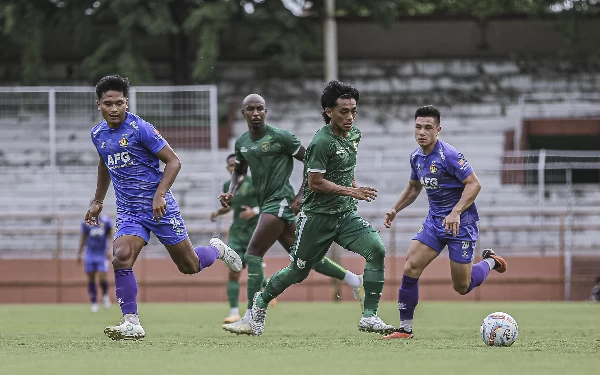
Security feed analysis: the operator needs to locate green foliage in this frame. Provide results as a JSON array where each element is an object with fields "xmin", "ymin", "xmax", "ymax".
[{"xmin": 2, "ymin": 0, "xmax": 600, "ymax": 84}]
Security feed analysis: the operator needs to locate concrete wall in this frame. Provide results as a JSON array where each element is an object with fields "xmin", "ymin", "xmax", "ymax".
[{"xmin": 0, "ymin": 255, "xmax": 584, "ymax": 303}]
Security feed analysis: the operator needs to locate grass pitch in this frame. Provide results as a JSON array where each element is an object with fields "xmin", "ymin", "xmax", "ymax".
[{"xmin": 0, "ymin": 301, "xmax": 598, "ymax": 375}]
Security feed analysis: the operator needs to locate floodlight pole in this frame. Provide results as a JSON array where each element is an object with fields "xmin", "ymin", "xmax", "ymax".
[{"xmin": 324, "ymin": 0, "xmax": 338, "ymax": 81}]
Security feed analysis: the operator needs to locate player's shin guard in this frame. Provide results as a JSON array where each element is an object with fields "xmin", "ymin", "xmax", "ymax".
[
  {"xmin": 363, "ymin": 268, "xmax": 384, "ymax": 317},
  {"xmin": 114, "ymin": 268, "xmax": 138, "ymax": 315},
  {"xmin": 244, "ymin": 254, "xmax": 265, "ymax": 309},
  {"xmin": 88, "ymin": 282, "xmax": 98, "ymax": 303},
  {"xmin": 398, "ymin": 275, "xmax": 419, "ymax": 322},
  {"xmin": 258, "ymin": 266, "xmax": 310, "ymax": 308},
  {"xmin": 465, "ymin": 260, "xmax": 491, "ymax": 294},
  {"xmin": 227, "ymin": 280, "xmax": 240, "ymax": 309},
  {"xmin": 313, "ymin": 256, "xmax": 347, "ymax": 280}
]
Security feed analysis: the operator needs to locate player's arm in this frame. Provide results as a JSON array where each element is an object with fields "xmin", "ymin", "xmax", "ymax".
[
  {"xmin": 86, "ymin": 155, "xmax": 110, "ymax": 226},
  {"xmin": 77, "ymin": 231, "xmax": 87, "ymax": 264},
  {"xmin": 451, "ymin": 172, "xmax": 481, "ymax": 215},
  {"xmin": 308, "ymin": 172, "xmax": 377, "ymax": 202},
  {"xmin": 153, "ymin": 144, "xmax": 181, "ymax": 220},
  {"xmin": 228, "ymin": 160, "xmax": 248, "ymax": 196},
  {"xmin": 211, "ymin": 206, "xmax": 232, "ymax": 221},
  {"xmin": 383, "ymin": 179, "xmax": 423, "ymax": 228},
  {"xmin": 292, "ymin": 145, "xmax": 307, "ymax": 214}
]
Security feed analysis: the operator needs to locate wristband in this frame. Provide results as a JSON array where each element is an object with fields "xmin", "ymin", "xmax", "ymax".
[{"xmin": 252, "ymin": 207, "xmax": 260, "ymax": 215}]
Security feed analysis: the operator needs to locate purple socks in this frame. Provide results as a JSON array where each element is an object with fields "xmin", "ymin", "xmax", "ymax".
[
  {"xmin": 465, "ymin": 260, "xmax": 491, "ymax": 294},
  {"xmin": 88, "ymin": 282, "xmax": 97, "ymax": 303},
  {"xmin": 115, "ymin": 268, "xmax": 138, "ymax": 315},
  {"xmin": 195, "ymin": 246, "xmax": 219, "ymax": 271},
  {"xmin": 398, "ymin": 275, "xmax": 419, "ymax": 321}
]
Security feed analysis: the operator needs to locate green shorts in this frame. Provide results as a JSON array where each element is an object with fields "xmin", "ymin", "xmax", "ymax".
[
  {"xmin": 290, "ymin": 210, "xmax": 377, "ymax": 271},
  {"xmin": 260, "ymin": 197, "xmax": 296, "ymax": 224}
]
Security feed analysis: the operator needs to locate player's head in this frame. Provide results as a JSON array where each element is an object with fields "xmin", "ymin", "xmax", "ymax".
[
  {"xmin": 96, "ymin": 75, "xmax": 130, "ymax": 128},
  {"xmin": 241, "ymin": 94, "xmax": 267, "ymax": 131},
  {"xmin": 226, "ymin": 153, "xmax": 236, "ymax": 174},
  {"xmin": 321, "ymin": 80, "xmax": 359, "ymax": 134},
  {"xmin": 414, "ymin": 105, "xmax": 441, "ymax": 150}
]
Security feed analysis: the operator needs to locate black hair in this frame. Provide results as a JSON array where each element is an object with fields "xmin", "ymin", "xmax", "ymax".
[
  {"xmin": 95, "ymin": 75, "xmax": 130, "ymax": 99},
  {"xmin": 226, "ymin": 153, "xmax": 236, "ymax": 163},
  {"xmin": 415, "ymin": 105, "xmax": 441, "ymax": 124},
  {"xmin": 320, "ymin": 80, "xmax": 360, "ymax": 124}
]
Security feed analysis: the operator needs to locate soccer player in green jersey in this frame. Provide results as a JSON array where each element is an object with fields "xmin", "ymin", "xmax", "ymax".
[
  {"xmin": 211, "ymin": 154, "xmax": 260, "ymax": 323},
  {"xmin": 246, "ymin": 81, "xmax": 395, "ymax": 336},
  {"xmin": 219, "ymin": 93, "xmax": 365, "ymax": 334}
]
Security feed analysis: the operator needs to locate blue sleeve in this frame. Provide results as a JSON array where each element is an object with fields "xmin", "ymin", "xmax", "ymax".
[
  {"xmin": 138, "ymin": 120, "xmax": 168, "ymax": 154},
  {"xmin": 409, "ymin": 157, "xmax": 418, "ymax": 181},
  {"xmin": 446, "ymin": 148, "xmax": 473, "ymax": 182}
]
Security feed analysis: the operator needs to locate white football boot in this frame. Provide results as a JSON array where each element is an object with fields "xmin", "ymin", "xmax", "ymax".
[
  {"xmin": 210, "ymin": 238, "xmax": 243, "ymax": 272},
  {"xmin": 90, "ymin": 303, "xmax": 99, "ymax": 313},
  {"xmin": 104, "ymin": 314, "xmax": 145, "ymax": 341},
  {"xmin": 222, "ymin": 316, "xmax": 254, "ymax": 335},
  {"xmin": 249, "ymin": 292, "xmax": 268, "ymax": 336},
  {"xmin": 358, "ymin": 315, "xmax": 396, "ymax": 335}
]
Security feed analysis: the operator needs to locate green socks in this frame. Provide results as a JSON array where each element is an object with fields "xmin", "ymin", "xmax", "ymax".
[{"xmin": 244, "ymin": 254, "xmax": 265, "ymax": 309}]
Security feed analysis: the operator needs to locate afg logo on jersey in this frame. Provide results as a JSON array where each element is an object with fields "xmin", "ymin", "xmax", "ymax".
[
  {"xmin": 107, "ymin": 152, "xmax": 131, "ymax": 168},
  {"xmin": 420, "ymin": 176, "xmax": 439, "ymax": 190}
]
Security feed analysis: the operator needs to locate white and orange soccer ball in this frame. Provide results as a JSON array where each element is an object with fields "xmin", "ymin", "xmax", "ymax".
[{"xmin": 480, "ymin": 312, "xmax": 519, "ymax": 347}]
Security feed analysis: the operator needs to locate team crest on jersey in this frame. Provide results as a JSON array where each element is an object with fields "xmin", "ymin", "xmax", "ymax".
[
  {"xmin": 430, "ymin": 162, "xmax": 437, "ymax": 174},
  {"xmin": 119, "ymin": 134, "xmax": 129, "ymax": 148},
  {"xmin": 261, "ymin": 142, "xmax": 270, "ymax": 152}
]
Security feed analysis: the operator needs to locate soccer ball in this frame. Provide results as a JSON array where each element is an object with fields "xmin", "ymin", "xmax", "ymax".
[{"xmin": 480, "ymin": 312, "xmax": 518, "ymax": 347}]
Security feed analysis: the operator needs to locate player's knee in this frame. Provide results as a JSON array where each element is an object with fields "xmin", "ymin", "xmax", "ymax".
[
  {"xmin": 228, "ymin": 269, "xmax": 242, "ymax": 281},
  {"xmin": 176, "ymin": 261, "xmax": 198, "ymax": 275},
  {"xmin": 287, "ymin": 268, "xmax": 310, "ymax": 284},
  {"xmin": 112, "ymin": 247, "xmax": 134, "ymax": 269},
  {"xmin": 453, "ymin": 280, "xmax": 470, "ymax": 295},
  {"xmin": 368, "ymin": 243, "xmax": 387, "ymax": 267},
  {"xmin": 403, "ymin": 257, "xmax": 424, "ymax": 278}
]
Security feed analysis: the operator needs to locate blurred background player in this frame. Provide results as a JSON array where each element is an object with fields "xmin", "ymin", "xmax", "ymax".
[
  {"xmin": 589, "ymin": 275, "xmax": 600, "ymax": 302},
  {"xmin": 247, "ymin": 80, "xmax": 394, "ymax": 336},
  {"xmin": 77, "ymin": 212, "xmax": 114, "ymax": 312},
  {"xmin": 211, "ymin": 153, "xmax": 275, "ymax": 323},
  {"xmin": 219, "ymin": 93, "xmax": 364, "ymax": 335},
  {"xmin": 382, "ymin": 105, "xmax": 507, "ymax": 339},
  {"xmin": 86, "ymin": 75, "xmax": 242, "ymax": 341}
]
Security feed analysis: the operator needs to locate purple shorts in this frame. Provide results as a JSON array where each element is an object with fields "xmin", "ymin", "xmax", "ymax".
[
  {"xmin": 413, "ymin": 215, "xmax": 479, "ymax": 264},
  {"xmin": 84, "ymin": 259, "xmax": 109, "ymax": 273},
  {"xmin": 115, "ymin": 209, "xmax": 188, "ymax": 246}
]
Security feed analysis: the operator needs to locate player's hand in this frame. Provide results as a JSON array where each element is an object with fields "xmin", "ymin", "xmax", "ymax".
[
  {"xmin": 218, "ymin": 193, "xmax": 234, "ymax": 208},
  {"xmin": 442, "ymin": 210, "xmax": 461, "ymax": 237},
  {"xmin": 239, "ymin": 205, "xmax": 256, "ymax": 220},
  {"xmin": 152, "ymin": 193, "xmax": 167, "ymax": 222},
  {"xmin": 210, "ymin": 211, "xmax": 219, "ymax": 222},
  {"xmin": 351, "ymin": 186, "xmax": 378, "ymax": 202},
  {"xmin": 291, "ymin": 194, "xmax": 302, "ymax": 215},
  {"xmin": 384, "ymin": 209, "xmax": 397, "ymax": 228},
  {"xmin": 85, "ymin": 201, "xmax": 103, "ymax": 226}
]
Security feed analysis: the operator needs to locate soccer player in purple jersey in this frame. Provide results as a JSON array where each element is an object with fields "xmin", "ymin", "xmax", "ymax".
[
  {"xmin": 381, "ymin": 105, "xmax": 507, "ymax": 339},
  {"xmin": 77, "ymin": 213, "xmax": 114, "ymax": 312},
  {"xmin": 85, "ymin": 75, "xmax": 242, "ymax": 341}
]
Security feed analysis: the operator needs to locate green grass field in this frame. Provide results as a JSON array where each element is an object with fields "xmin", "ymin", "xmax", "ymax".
[{"xmin": 0, "ymin": 301, "xmax": 599, "ymax": 375}]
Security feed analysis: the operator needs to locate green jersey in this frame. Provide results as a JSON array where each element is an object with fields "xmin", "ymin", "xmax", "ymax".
[
  {"xmin": 234, "ymin": 124, "xmax": 302, "ymax": 206},
  {"xmin": 224, "ymin": 176, "xmax": 259, "ymax": 244},
  {"xmin": 302, "ymin": 125, "xmax": 361, "ymax": 215}
]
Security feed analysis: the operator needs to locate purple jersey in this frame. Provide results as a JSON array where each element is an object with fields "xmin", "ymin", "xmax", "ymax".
[
  {"xmin": 90, "ymin": 112, "xmax": 177, "ymax": 213},
  {"xmin": 81, "ymin": 214, "xmax": 112, "ymax": 261},
  {"xmin": 410, "ymin": 139, "xmax": 479, "ymax": 223}
]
